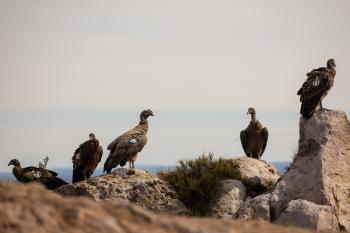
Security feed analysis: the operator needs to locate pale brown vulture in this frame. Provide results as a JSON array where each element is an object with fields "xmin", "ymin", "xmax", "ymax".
[
  {"xmin": 297, "ymin": 58, "xmax": 336, "ymax": 119},
  {"xmin": 240, "ymin": 107, "xmax": 268, "ymax": 160},
  {"xmin": 8, "ymin": 157, "xmax": 67, "ymax": 190},
  {"xmin": 104, "ymin": 109, "xmax": 154, "ymax": 173},
  {"xmin": 72, "ymin": 133, "xmax": 103, "ymax": 183}
]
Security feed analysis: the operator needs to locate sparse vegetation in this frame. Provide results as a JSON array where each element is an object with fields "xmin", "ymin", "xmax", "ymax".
[{"xmin": 158, "ymin": 153, "xmax": 241, "ymax": 216}]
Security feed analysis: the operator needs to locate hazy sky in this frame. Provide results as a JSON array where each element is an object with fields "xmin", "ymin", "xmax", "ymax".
[{"xmin": 0, "ymin": 0, "xmax": 349, "ymax": 171}]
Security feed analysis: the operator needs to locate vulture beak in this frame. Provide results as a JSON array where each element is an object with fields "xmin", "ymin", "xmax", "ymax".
[
  {"xmin": 150, "ymin": 112, "xmax": 154, "ymax": 116},
  {"xmin": 8, "ymin": 162, "xmax": 12, "ymax": 166},
  {"xmin": 247, "ymin": 111, "xmax": 249, "ymax": 115}
]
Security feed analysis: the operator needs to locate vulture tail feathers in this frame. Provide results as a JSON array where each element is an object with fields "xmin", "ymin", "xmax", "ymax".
[
  {"xmin": 44, "ymin": 176, "xmax": 68, "ymax": 190},
  {"xmin": 72, "ymin": 169, "xmax": 84, "ymax": 183},
  {"xmin": 300, "ymin": 92, "xmax": 323, "ymax": 119},
  {"xmin": 103, "ymin": 155, "xmax": 113, "ymax": 174}
]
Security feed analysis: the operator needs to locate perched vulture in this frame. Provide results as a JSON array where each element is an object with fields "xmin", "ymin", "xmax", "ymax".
[
  {"xmin": 297, "ymin": 58, "xmax": 336, "ymax": 119},
  {"xmin": 104, "ymin": 109, "xmax": 154, "ymax": 173},
  {"xmin": 72, "ymin": 133, "xmax": 103, "ymax": 183},
  {"xmin": 8, "ymin": 157, "xmax": 67, "ymax": 190},
  {"xmin": 240, "ymin": 107, "xmax": 268, "ymax": 160}
]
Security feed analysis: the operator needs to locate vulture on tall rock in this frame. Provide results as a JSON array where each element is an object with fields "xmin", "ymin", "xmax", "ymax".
[
  {"xmin": 8, "ymin": 157, "xmax": 67, "ymax": 189},
  {"xmin": 104, "ymin": 109, "xmax": 154, "ymax": 173},
  {"xmin": 240, "ymin": 107, "xmax": 268, "ymax": 160},
  {"xmin": 72, "ymin": 133, "xmax": 103, "ymax": 183},
  {"xmin": 297, "ymin": 58, "xmax": 336, "ymax": 119}
]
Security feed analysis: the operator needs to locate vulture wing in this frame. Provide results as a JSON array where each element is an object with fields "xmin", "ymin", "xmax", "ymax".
[
  {"xmin": 240, "ymin": 130, "xmax": 248, "ymax": 156},
  {"xmin": 72, "ymin": 139, "xmax": 101, "ymax": 183},
  {"xmin": 298, "ymin": 67, "xmax": 333, "ymax": 119},
  {"xmin": 104, "ymin": 128, "xmax": 147, "ymax": 173},
  {"xmin": 47, "ymin": 170, "xmax": 58, "ymax": 176},
  {"xmin": 21, "ymin": 166, "xmax": 36, "ymax": 173},
  {"xmin": 260, "ymin": 127, "xmax": 269, "ymax": 156}
]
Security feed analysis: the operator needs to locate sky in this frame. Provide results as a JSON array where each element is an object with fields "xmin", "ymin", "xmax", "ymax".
[{"xmin": 0, "ymin": 0, "xmax": 349, "ymax": 171}]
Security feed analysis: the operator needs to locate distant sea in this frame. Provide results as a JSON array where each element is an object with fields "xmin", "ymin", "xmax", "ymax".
[{"xmin": 1, "ymin": 162, "xmax": 290, "ymax": 183}]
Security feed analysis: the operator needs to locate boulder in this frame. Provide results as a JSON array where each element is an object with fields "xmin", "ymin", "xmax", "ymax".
[
  {"xmin": 0, "ymin": 182, "xmax": 315, "ymax": 233},
  {"xmin": 227, "ymin": 157, "xmax": 280, "ymax": 196},
  {"xmin": 270, "ymin": 109, "xmax": 350, "ymax": 231},
  {"xmin": 275, "ymin": 199, "xmax": 339, "ymax": 231},
  {"xmin": 55, "ymin": 168, "xmax": 188, "ymax": 215},
  {"xmin": 210, "ymin": 179, "xmax": 246, "ymax": 219},
  {"xmin": 237, "ymin": 193, "xmax": 271, "ymax": 221}
]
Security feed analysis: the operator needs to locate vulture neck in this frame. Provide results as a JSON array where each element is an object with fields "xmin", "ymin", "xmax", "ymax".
[
  {"xmin": 250, "ymin": 113, "xmax": 257, "ymax": 122},
  {"xmin": 12, "ymin": 165, "xmax": 22, "ymax": 176},
  {"xmin": 138, "ymin": 119, "xmax": 149, "ymax": 132}
]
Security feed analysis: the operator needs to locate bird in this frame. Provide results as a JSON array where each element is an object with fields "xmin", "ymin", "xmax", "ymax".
[
  {"xmin": 297, "ymin": 58, "xmax": 336, "ymax": 119},
  {"xmin": 103, "ymin": 109, "xmax": 154, "ymax": 173},
  {"xmin": 240, "ymin": 107, "xmax": 269, "ymax": 160},
  {"xmin": 8, "ymin": 157, "xmax": 67, "ymax": 190},
  {"xmin": 72, "ymin": 133, "xmax": 103, "ymax": 183}
]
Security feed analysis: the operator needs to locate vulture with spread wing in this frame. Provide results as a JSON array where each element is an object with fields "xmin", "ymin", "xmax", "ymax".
[
  {"xmin": 8, "ymin": 157, "xmax": 67, "ymax": 190},
  {"xmin": 104, "ymin": 109, "xmax": 154, "ymax": 173},
  {"xmin": 297, "ymin": 58, "xmax": 336, "ymax": 119},
  {"xmin": 72, "ymin": 133, "xmax": 103, "ymax": 183},
  {"xmin": 240, "ymin": 107, "xmax": 268, "ymax": 160}
]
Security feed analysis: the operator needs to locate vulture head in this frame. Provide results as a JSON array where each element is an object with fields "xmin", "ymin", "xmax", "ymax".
[
  {"xmin": 247, "ymin": 107, "xmax": 256, "ymax": 115},
  {"xmin": 247, "ymin": 107, "xmax": 256, "ymax": 120},
  {"xmin": 140, "ymin": 109, "xmax": 154, "ymax": 121},
  {"xmin": 8, "ymin": 159, "xmax": 20, "ymax": 167},
  {"xmin": 327, "ymin": 58, "xmax": 336, "ymax": 69},
  {"xmin": 89, "ymin": 133, "xmax": 96, "ymax": 141}
]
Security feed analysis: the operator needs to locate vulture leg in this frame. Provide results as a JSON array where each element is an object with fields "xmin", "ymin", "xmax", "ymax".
[
  {"xmin": 128, "ymin": 161, "xmax": 132, "ymax": 169},
  {"xmin": 132, "ymin": 161, "xmax": 135, "ymax": 169}
]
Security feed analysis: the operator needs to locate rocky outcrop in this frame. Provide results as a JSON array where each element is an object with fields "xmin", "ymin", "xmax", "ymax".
[
  {"xmin": 237, "ymin": 193, "xmax": 271, "ymax": 221},
  {"xmin": 0, "ymin": 182, "xmax": 315, "ymax": 233},
  {"xmin": 270, "ymin": 109, "xmax": 350, "ymax": 231},
  {"xmin": 210, "ymin": 179, "xmax": 246, "ymax": 219},
  {"xmin": 275, "ymin": 199, "xmax": 339, "ymax": 231},
  {"xmin": 227, "ymin": 157, "xmax": 280, "ymax": 196},
  {"xmin": 55, "ymin": 168, "xmax": 188, "ymax": 215}
]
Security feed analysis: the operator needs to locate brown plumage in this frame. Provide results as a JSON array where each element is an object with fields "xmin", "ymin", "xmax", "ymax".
[
  {"xmin": 8, "ymin": 157, "xmax": 67, "ymax": 190},
  {"xmin": 104, "ymin": 109, "xmax": 154, "ymax": 173},
  {"xmin": 72, "ymin": 133, "xmax": 103, "ymax": 183},
  {"xmin": 297, "ymin": 58, "xmax": 336, "ymax": 119},
  {"xmin": 240, "ymin": 107, "xmax": 268, "ymax": 160}
]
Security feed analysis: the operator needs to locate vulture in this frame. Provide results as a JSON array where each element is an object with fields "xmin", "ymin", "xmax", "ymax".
[
  {"xmin": 72, "ymin": 133, "xmax": 103, "ymax": 183},
  {"xmin": 104, "ymin": 109, "xmax": 154, "ymax": 173},
  {"xmin": 240, "ymin": 107, "xmax": 268, "ymax": 160},
  {"xmin": 8, "ymin": 157, "xmax": 67, "ymax": 190},
  {"xmin": 297, "ymin": 58, "xmax": 336, "ymax": 119}
]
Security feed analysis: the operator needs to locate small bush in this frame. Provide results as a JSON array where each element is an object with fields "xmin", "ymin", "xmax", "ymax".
[{"xmin": 158, "ymin": 153, "xmax": 240, "ymax": 216}]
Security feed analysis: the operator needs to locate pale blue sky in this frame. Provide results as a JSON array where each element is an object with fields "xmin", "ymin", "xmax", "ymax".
[{"xmin": 0, "ymin": 0, "xmax": 349, "ymax": 171}]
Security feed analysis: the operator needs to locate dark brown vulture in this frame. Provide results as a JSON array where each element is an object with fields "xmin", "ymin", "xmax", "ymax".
[
  {"xmin": 72, "ymin": 133, "xmax": 103, "ymax": 183},
  {"xmin": 297, "ymin": 58, "xmax": 336, "ymax": 119},
  {"xmin": 104, "ymin": 109, "xmax": 154, "ymax": 173},
  {"xmin": 8, "ymin": 157, "xmax": 67, "ymax": 190},
  {"xmin": 240, "ymin": 107, "xmax": 268, "ymax": 160}
]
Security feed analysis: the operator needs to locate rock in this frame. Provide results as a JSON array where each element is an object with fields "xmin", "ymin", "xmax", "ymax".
[
  {"xmin": 0, "ymin": 182, "xmax": 316, "ymax": 233},
  {"xmin": 275, "ymin": 199, "xmax": 339, "ymax": 231},
  {"xmin": 237, "ymin": 193, "xmax": 271, "ymax": 221},
  {"xmin": 227, "ymin": 157, "xmax": 280, "ymax": 196},
  {"xmin": 210, "ymin": 179, "xmax": 246, "ymax": 219},
  {"xmin": 270, "ymin": 109, "xmax": 350, "ymax": 231},
  {"xmin": 55, "ymin": 168, "xmax": 188, "ymax": 215}
]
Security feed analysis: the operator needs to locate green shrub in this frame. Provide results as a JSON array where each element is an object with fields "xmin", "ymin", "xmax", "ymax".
[{"xmin": 158, "ymin": 153, "xmax": 241, "ymax": 216}]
